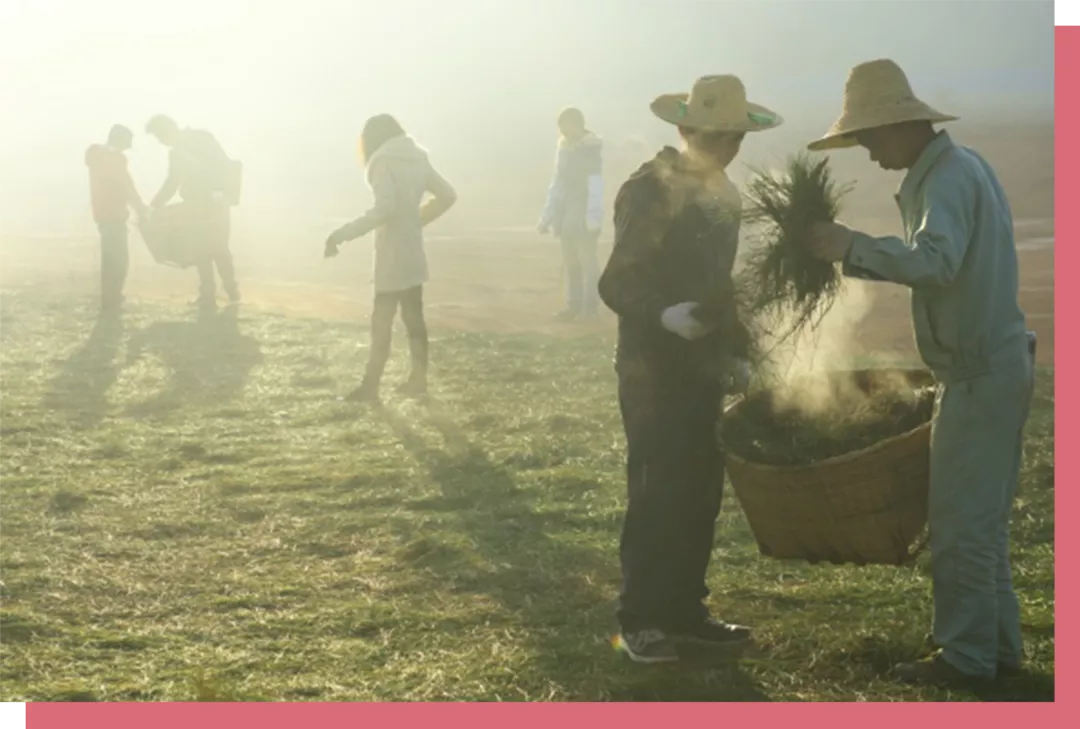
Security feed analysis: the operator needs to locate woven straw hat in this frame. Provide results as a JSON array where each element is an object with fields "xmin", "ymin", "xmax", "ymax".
[
  {"xmin": 808, "ymin": 59, "xmax": 958, "ymax": 151},
  {"xmin": 651, "ymin": 75, "xmax": 782, "ymax": 133}
]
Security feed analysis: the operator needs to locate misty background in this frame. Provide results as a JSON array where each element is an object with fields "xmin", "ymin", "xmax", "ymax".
[{"xmin": 0, "ymin": 0, "xmax": 1054, "ymax": 249}]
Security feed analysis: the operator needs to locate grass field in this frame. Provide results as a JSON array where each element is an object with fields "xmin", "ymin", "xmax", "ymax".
[{"xmin": 0, "ymin": 290, "xmax": 1055, "ymax": 702}]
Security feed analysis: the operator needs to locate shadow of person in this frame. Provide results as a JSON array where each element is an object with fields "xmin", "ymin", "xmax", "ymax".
[
  {"xmin": 371, "ymin": 403, "xmax": 770, "ymax": 701},
  {"xmin": 42, "ymin": 308, "xmax": 125, "ymax": 426},
  {"xmin": 125, "ymin": 305, "xmax": 263, "ymax": 416}
]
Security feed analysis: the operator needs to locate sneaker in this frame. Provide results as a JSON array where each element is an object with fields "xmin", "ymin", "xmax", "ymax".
[
  {"xmin": 671, "ymin": 618, "xmax": 752, "ymax": 648},
  {"xmin": 619, "ymin": 628, "xmax": 679, "ymax": 665},
  {"xmin": 344, "ymin": 382, "xmax": 380, "ymax": 404},
  {"xmin": 396, "ymin": 378, "xmax": 428, "ymax": 399}
]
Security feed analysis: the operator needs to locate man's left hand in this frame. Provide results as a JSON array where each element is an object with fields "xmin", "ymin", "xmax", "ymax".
[{"xmin": 808, "ymin": 221, "xmax": 856, "ymax": 262}]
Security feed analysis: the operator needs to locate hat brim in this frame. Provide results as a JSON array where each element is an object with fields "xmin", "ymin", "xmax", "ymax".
[
  {"xmin": 807, "ymin": 107, "xmax": 960, "ymax": 151},
  {"xmin": 651, "ymin": 93, "xmax": 783, "ymax": 132}
]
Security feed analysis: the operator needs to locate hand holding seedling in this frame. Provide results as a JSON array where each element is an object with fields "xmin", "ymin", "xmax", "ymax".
[{"xmin": 808, "ymin": 221, "xmax": 855, "ymax": 262}]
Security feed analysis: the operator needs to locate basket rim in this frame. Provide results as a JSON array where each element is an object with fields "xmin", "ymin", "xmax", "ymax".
[{"xmin": 719, "ymin": 366, "xmax": 935, "ymax": 472}]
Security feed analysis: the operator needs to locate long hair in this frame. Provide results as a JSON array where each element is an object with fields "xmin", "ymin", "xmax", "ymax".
[{"xmin": 359, "ymin": 114, "xmax": 406, "ymax": 165}]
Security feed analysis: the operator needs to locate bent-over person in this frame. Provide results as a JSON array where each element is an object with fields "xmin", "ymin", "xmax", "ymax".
[{"xmin": 806, "ymin": 59, "xmax": 1036, "ymax": 686}]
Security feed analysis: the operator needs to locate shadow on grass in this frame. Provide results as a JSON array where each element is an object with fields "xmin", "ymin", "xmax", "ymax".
[
  {"xmin": 845, "ymin": 635, "xmax": 1054, "ymax": 702},
  {"xmin": 373, "ymin": 402, "xmax": 771, "ymax": 701},
  {"xmin": 42, "ymin": 309, "xmax": 124, "ymax": 425},
  {"xmin": 124, "ymin": 306, "xmax": 263, "ymax": 415}
]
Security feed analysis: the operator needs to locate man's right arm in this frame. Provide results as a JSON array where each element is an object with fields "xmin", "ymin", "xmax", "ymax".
[{"xmin": 150, "ymin": 150, "xmax": 181, "ymax": 209}]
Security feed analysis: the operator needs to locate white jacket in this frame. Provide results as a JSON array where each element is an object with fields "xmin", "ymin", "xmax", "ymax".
[
  {"xmin": 538, "ymin": 132, "xmax": 604, "ymax": 237},
  {"xmin": 337, "ymin": 135, "xmax": 457, "ymax": 293}
]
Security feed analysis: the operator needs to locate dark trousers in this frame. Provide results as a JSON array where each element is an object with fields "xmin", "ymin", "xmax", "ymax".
[
  {"xmin": 615, "ymin": 373, "xmax": 725, "ymax": 633},
  {"xmin": 98, "ymin": 221, "xmax": 129, "ymax": 309},
  {"xmin": 363, "ymin": 285, "xmax": 428, "ymax": 388},
  {"xmin": 194, "ymin": 207, "xmax": 238, "ymax": 304}
]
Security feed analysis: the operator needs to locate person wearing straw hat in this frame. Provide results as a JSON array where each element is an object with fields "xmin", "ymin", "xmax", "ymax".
[
  {"xmin": 597, "ymin": 74, "xmax": 777, "ymax": 664},
  {"xmin": 805, "ymin": 59, "xmax": 1035, "ymax": 686}
]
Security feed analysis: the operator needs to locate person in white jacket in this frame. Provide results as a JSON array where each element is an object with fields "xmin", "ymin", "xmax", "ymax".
[
  {"xmin": 537, "ymin": 107, "xmax": 604, "ymax": 321},
  {"xmin": 325, "ymin": 114, "xmax": 457, "ymax": 403}
]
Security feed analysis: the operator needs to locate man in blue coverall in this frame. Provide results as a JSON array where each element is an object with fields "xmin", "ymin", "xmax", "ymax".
[{"xmin": 805, "ymin": 59, "xmax": 1037, "ymax": 686}]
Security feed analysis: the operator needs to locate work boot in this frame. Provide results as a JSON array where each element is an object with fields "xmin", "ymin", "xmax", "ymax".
[
  {"xmin": 396, "ymin": 376, "xmax": 428, "ymax": 400},
  {"xmin": 894, "ymin": 653, "xmax": 991, "ymax": 687}
]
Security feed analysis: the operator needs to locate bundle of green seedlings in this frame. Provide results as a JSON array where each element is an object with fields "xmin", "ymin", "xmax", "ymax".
[
  {"xmin": 734, "ymin": 152, "xmax": 854, "ymax": 351},
  {"xmin": 720, "ymin": 378, "xmax": 937, "ymax": 467}
]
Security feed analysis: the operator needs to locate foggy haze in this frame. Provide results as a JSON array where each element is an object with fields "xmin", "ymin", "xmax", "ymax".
[{"xmin": 0, "ymin": 0, "xmax": 1055, "ymax": 242}]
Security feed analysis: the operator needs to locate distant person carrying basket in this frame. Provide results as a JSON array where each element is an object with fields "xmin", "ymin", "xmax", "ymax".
[
  {"xmin": 85, "ymin": 124, "xmax": 148, "ymax": 313},
  {"xmin": 146, "ymin": 115, "xmax": 242, "ymax": 312},
  {"xmin": 805, "ymin": 59, "xmax": 1036, "ymax": 687}
]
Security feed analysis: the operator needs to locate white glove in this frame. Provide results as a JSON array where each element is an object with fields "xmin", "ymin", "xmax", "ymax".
[
  {"xmin": 585, "ymin": 219, "xmax": 601, "ymax": 234},
  {"xmin": 730, "ymin": 358, "xmax": 751, "ymax": 394},
  {"xmin": 660, "ymin": 302, "xmax": 708, "ymax": 341}
]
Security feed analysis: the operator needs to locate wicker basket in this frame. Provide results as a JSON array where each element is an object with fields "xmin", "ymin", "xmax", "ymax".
[
  {"xmin": 137, "ymin": 203, "xmax": 219, "ymax": 269},
  {"xmin": 719, "ymin": 368, "xmax": 936, "ymax": 566}
]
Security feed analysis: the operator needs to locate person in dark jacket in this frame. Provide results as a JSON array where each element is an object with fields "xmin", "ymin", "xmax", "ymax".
[
  {"xmin": 146, "ymin": 114, "xmax": 239, "ymax": 311},
  {"xmin": 597, "ymin": 74, "xmax": 782, "ymax": 664},
  {"xmin": 85, "ymin": 124, "xmax": 147, "ymax": 312},
  {"xmin": 538, "ymin": 107, "xmax": 604, "ymax": 321}
]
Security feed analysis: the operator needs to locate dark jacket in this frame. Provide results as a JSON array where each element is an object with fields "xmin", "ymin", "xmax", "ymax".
[
  {"xmin": 597, "ymin": 147, "xmax": 750, "ymax": 383},
  {"xmin": 151, "ymin": 128, "xmax": 232, "ymax": 208}
]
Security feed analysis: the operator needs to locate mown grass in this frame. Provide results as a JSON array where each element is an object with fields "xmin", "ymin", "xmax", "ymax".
[{"xmin": 0, "ymin": 290, "xmax": 1054, "ymax": 701}]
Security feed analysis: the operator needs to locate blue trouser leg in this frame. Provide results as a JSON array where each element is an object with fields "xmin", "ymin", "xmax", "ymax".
[{"xmin": 930, "ymin": 350, "xmax": 1033, "ymax": 677}]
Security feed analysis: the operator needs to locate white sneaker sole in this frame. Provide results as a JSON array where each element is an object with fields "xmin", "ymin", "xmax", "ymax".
[{"xmin": 619, "ymin": 635, "xmax": 680, "ymax": 665}]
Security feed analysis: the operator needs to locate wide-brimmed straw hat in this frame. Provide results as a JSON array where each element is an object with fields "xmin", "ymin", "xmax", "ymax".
[
  {"xmin": 808, "ymin": 59, "xmax": 959, "ymax": 151},
  {"xmin": 651, "ymin": 75, "xmax": 782, "ymax": 133}
]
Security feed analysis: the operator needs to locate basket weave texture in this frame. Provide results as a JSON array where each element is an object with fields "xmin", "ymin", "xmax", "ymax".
[
  {"xmin": 138, "ymin": 203, "xmax": 221, "ymax": 269},
  {"xmin": 720, "ymin": 368, "xmax": 935, "ymax": 566}
]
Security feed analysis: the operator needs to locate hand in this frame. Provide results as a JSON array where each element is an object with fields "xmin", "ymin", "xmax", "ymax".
[
  {"xmin": 324, "ymin": 233, "xmax": 341, "ymax": 259},
  {"xmin": 808, "ymin": 221, "xmax": 855, "ymax": 262},
  {"xmin": 729, "ymin": 358, "xmax": 751, "ymax": 394},
  {"xmin": 660, "ymin": 302, "xmax": 710, "ymax": 341},
  {"xmin": 585, "ymin": 219, "xmax": 601, "ymax": 234}
]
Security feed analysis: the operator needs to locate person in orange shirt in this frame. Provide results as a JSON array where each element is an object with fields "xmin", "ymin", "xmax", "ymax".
[{"xmin": 85, "ymin": 124, "xmax": 147, "ymax": 312}]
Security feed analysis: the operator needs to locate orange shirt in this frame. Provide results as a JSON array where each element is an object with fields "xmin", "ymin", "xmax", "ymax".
[{"xmin": 85, "ymin": 144, "xmax": 136, "ymax": 223}]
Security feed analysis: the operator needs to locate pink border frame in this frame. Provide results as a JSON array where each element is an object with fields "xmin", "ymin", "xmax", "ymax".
[{"xmin": 16, "ymin": 22, "xmax": 1070, "ymax": 729}]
